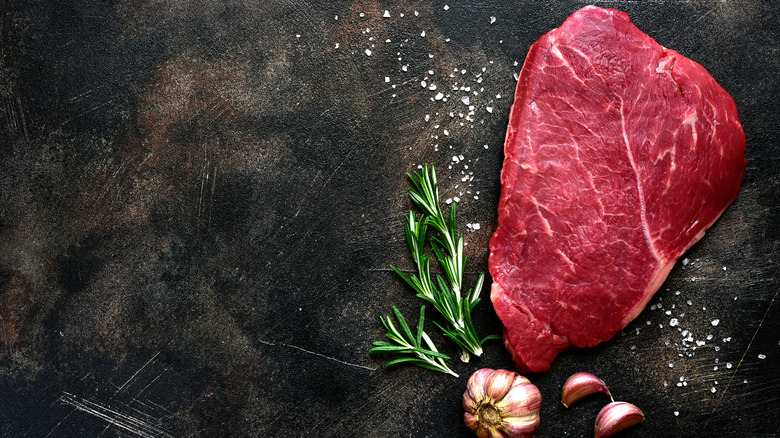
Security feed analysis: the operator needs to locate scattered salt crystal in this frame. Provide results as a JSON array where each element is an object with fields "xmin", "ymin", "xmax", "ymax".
[
  {"xmin": 710, "ymin": 387, "xmax": 716, "ymax": 393},
  {"xmin": 334, "ymin": 43, "xmax": 339, "ymax": 49},
  {"xmin": 445, "ymin": 38, "xmax": 451, "ymax": 42},
  {"xmin": 424, "ymin": 114, "xmax": 430, "ymax": 122},
  {"xmin": 496, "ymin": 94, "xmax": 502, "ymax": 99},
  {"xmin": 714, "ymin": 366, "xmax": 718, "ymax": 371},
  {"xmin": 723, "ymin": 266, "xmax": 727, "ymax": 270},
  {"xmin": 385, "ymin": 77, "xmax": 390, "ymax": 83},
  {"xmin": 421, "ymin": 81, "xmax": 427, "ymax": 88},
  {"xmin": 486, "ymin": 106, "xmax": 494, "ymax": 113},
  {"xmin": 415, "ymin": 10, "xmax": 419, "ymax": 16},
  {"xmin": 490, "ymin": 16, "xmax": 496, "ymax": 24},
  {"xmin": 429, "ymin": 84, "xmax": 437, "ymax": 91},
  {"xmin": 443, "ymin": 129, "xmax": 449, "ymax": 136},
  {"xmin": 461, "ymin": 96, "xmax": 470, "ymax": 105},
  {"xmin": 420, "ymin": 30, "xmax": 426, "ymax": 37},
  {"xmin": 711, "ymin": 319, "xmax": 720, "ymax": 326},
  {"xmin": 296, "ymin": 34, "xmax": 300, "ymax": 38},
  {"xmin": 669, "ymin": 363, "xmax": 674, "ymax": 368},
  {"xmin": 402, "ymin": 65, "xmax": 408, "ymax": 72},
  {"xmin": 365, "ymin": 49, "xmax": 372, "ymax": 56},
  {"xmin": 434, "ymin": 92, "xmax": 444, "ymax": 100},
  {"xmin": 707, "ymin": 334, "xmax": 713, "ymax": 340},
  {"xmin": 674, "ymin": 411, "xmax": 679, "ymax": 417},
  {"xmin": 453, "ymin": 196, "xmax": 460, "ymax": 202},
  {"xmin": 758, "ymin": 354, "xmax": 766, "ymax": 359},
  {"xmin": 484, "ymin": 144, "xmax": 489, "ymax": 149},
  {"xmin": 445, "ymin": 198, "xmax": 453, "ymax": 204},
  {"xmin": 359, "ymin": 12, "xmax": 365, "ymax": 17},
  {"xmin": 726, "ymin": 363, "xmax": 732, "ymax": 369},
  {"xmin": 383, "ymin": 10, "xmax": 390, "ymax": 17},
  {"xmin": 444, "ymin": 4, "xmax": 449, "ymax": 10},
  {"xmin": 670, "ymin": 318, "xmax": 679, "ymax": 327},
  {"xmin": 683, "ymin": 258, "xmax": 689, "ymax": 265}
]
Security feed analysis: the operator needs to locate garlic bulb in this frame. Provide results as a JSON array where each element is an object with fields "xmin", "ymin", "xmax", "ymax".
[
  {"xmin": 594, "ymin": 401, "xmax": 645, "ymax": 438},
  {"xmin": 561, "ymin": 372, "xmax": 613, "ymax": 408},
  {"xmin": 463, "ymin": 368, "xmax": 542, "ymax": 438}
]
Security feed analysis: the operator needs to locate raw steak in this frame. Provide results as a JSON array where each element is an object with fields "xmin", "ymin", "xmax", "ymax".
[{"xmin": 488, "ymin": 6, "xmax": 746, "ymax": 373}]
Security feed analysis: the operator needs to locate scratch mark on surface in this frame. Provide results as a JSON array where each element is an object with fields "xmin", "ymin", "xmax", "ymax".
[
  {"xmin": 705, "ymin": 283, "xmax": 778, "ymax": 427},
  {"xmin": 667, "ymin": 3, "xmax": 719, "ymax": 46},
  {"xmin": 114, "ymin": 351, "xmax": 161, "ymax": 397},
  {"xmin": 42, "ymin": 407, "xmax": 78, "ymax": 438},
  {"xmin": 60, "ymin": 392, "xmax": 176, "ymax": 438},
  {"xmin": 257, "ymin": 338, "xmax": 377, "ymax": 371}
]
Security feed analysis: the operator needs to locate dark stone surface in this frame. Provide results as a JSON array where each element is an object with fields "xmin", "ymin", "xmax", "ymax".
[{"xmin": 1, "ymin": 1, "xmax": 777, "ymax": 437}]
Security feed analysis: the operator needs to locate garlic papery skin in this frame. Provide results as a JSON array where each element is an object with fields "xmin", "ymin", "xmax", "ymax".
[
  {"xmin": 594, "ymin": 401, "xmax": 645, "ymax": 438},
  {"xmin": 561, "ymin": 372, "xmax": 613, "ymax": 408},
  {"xmin": 463, "ymin": 368, "xmax": 541, "ymax": 438}
]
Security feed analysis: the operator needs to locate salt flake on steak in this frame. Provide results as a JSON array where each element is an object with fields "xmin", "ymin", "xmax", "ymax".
[{"xmin": 488, "ymin": 6, "xmax": 746, "ymax": 373}]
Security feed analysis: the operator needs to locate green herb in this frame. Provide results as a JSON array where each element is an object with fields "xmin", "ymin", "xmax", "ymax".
[
  {"xmin": 392, "ymin": 164, "xmax": 500, "ymax": 362},
  {"xmin": 369, "ymin": 305, "xmax": 458, "ymax": 377}
]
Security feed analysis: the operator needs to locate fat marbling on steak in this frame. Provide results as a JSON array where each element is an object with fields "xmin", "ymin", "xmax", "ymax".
[{"xmin": 488, "ymin": 6, "xmax": 746, "ymax": 373}]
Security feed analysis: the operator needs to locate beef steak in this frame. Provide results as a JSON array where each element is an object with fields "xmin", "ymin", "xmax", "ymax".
[{"xmin": 488, "ymin": 6, "xmax": 746, "ymax": 373}]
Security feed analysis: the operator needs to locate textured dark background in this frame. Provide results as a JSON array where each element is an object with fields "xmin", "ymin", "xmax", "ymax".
[{"xmin": 1, "ymin": 1, "xmax": 778, "ymax": 437}]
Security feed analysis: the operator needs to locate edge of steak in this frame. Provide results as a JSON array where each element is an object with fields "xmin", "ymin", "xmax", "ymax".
[{"xmin": 488, "ymin": 6, "xmax": 746, "ymax": 373}]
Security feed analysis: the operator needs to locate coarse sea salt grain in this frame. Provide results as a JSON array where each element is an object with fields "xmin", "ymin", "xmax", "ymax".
[
  {"xmin": 365, "ymin": 49, "xmax": 372, "ymax": 56},
  {"xmin": 758, "ymin": 354, "xmax": 766, "ymax": 359},
  {"xmin": 383, "ymin": 10, "xmax": 390, "ymax": 17},
  {"xmin": 711, "ymin": 319, "xmax": 720, "ymax": 326}
]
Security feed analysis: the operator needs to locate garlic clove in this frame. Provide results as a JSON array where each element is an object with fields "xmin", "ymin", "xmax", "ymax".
[
  {"xmin": 500, "ymin": 414, "xmax": 542, "ymax": 438},
  {"xmin": 496, "ymin": 376, "xmax": 542, "ymax": 416},
  {"xmin": 484, "ymin": 368, "xmax": 516, "ymax": 402},
  {"xmin": 594, "ymin": 401, "xmax": 645, "ymax": 438},
  {"xmin": 464, "ymin": 412, "xmax": 480, "ymax": 431},
  {"xmin": 561, "ymin": 372, "xmax": 612, "ymax": 408},
  {"xmin": 464, "ymin": 368, "xmax": 494, "ymax": 410}
]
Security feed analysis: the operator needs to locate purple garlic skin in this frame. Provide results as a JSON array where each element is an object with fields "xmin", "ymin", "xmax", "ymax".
[
  {"xmin": 594, "ymin": 401, "xmax": 645, "ymax": 438},
  {"xmin": 561, "ymin": 372, "xmax": 613, "ymax": 408},
  {"xmin": 463, "ymin": 368, "xmax": 542, "ymax": 438}
]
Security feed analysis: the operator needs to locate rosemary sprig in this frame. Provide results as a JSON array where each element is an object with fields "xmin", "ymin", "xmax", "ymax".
[
  {"xmin": 392, "ymin": 164, "xmax": 500, "ymax": 362},
  {"xmin": 369, "ymin": 305, "xmax": 458, "ymax": 377}
]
